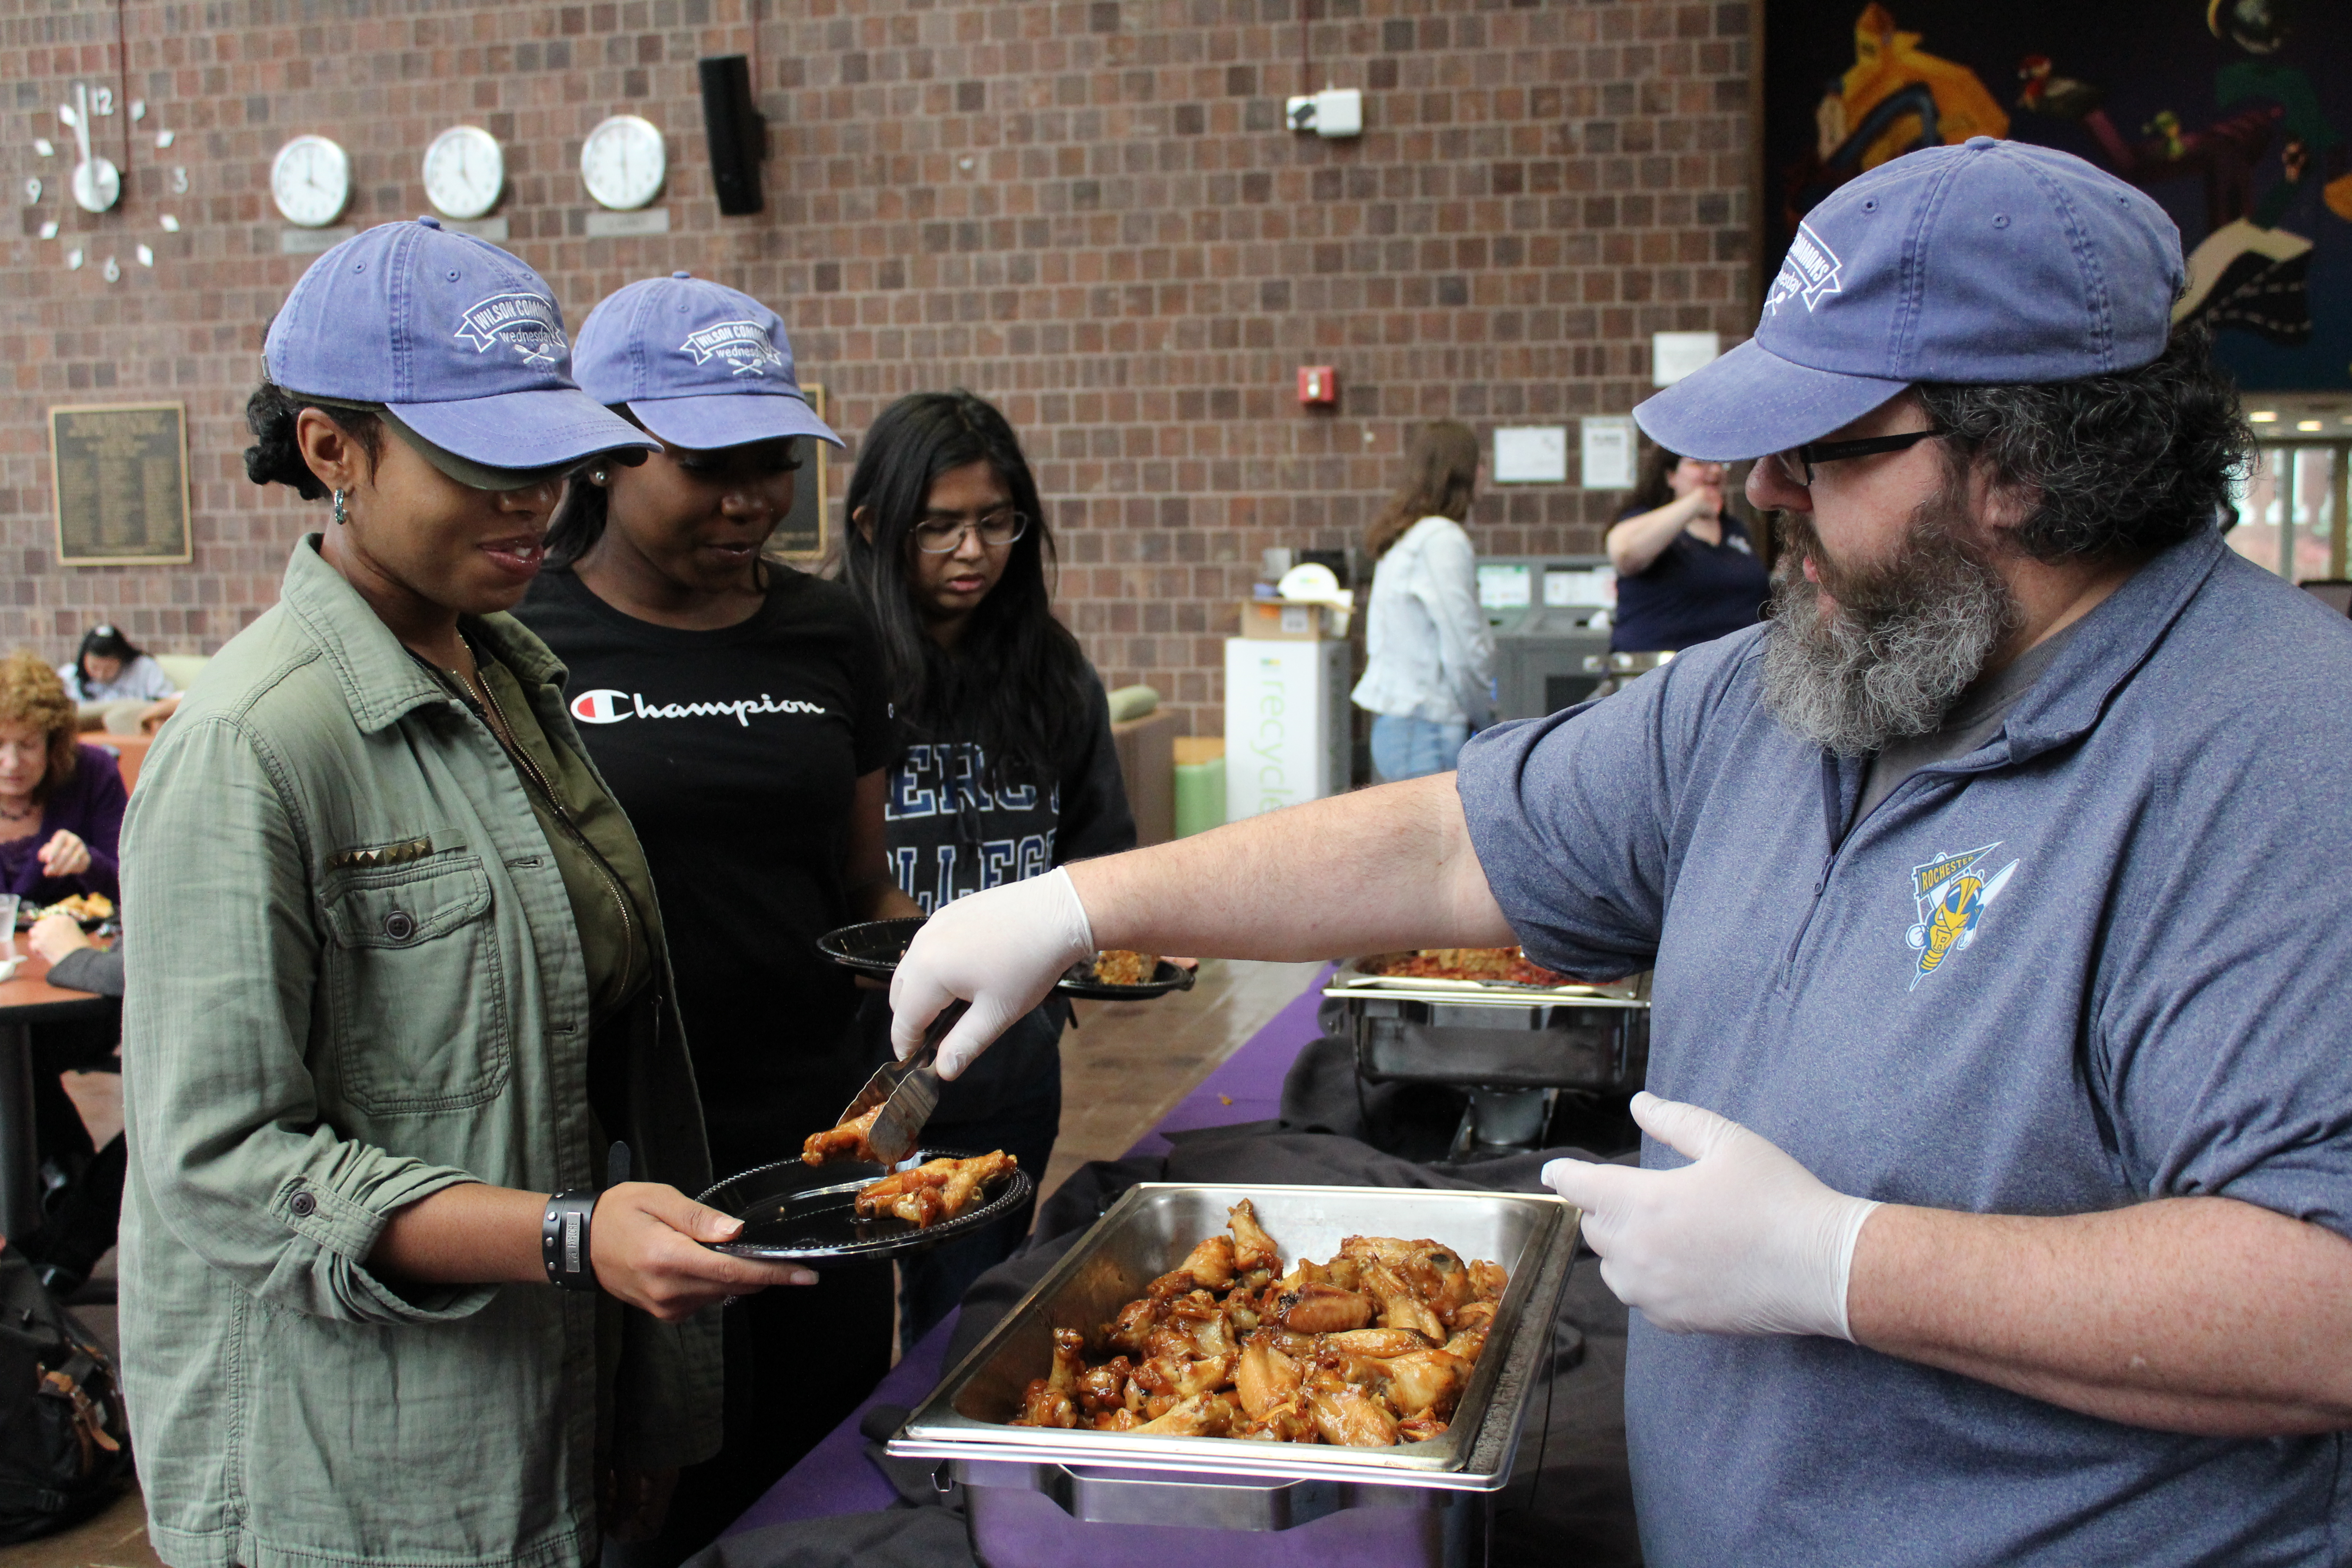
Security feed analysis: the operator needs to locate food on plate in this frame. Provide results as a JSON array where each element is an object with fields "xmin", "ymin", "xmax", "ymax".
[
  {"xmin": 1004, "ymin": 1198, "xmax": 1507, "ymax": 1446},
  {"xmin": 852, "ymin": 1150, "xmax": 1017, "ymax": 1228},
  {"xmin": 1365, "ymin": 946, "xmax": 1568, "ymax": 986},
  {"xmin": 23, "ymin": 892, "xmax": 114, "ymax": 926},
  {"xmin": 801, "ymin": 1103, "xmax": 884, "ymax": 1166},
  {"xmin": 1090, "ymin": 949, "xmax": 1158, "ymax": 986}
]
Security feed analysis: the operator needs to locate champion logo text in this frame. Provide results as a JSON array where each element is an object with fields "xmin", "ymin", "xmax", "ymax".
[{"xmin": 569, "ymin": 687, "xmax": 827, "ymax": 727}]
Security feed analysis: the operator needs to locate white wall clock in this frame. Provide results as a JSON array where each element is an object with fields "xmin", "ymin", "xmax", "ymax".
[
  {"xmin": 271, "ymin": 134, "xmax": 350, "ymax": 227},
  {"xmin": 422, "ymin": 125, "xmax": 503, "ymax": 220},
  {"xmin": 26, "ymin": 83, "xmax": 188, "ymax": 281},
  {"xmin": 580, "ymin": 114, "xmax": 665, "ymax": 211}
]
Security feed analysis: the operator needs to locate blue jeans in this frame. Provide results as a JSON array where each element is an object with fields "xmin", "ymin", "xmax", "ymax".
[{"xmin": 1370, "ymin": 713, "xmax": 1469, "ymax": 782}]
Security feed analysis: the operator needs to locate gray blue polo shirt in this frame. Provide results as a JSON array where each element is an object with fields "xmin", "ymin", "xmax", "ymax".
[{"xmin": 1457, "ymin": 528, "xmax": 2352, "ymax": 1566}]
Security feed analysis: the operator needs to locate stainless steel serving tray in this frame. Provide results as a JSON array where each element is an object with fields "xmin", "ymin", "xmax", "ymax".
[{"xmin": 890, "ymin": 1183, "xmax": 1577, "ymax": 1491}]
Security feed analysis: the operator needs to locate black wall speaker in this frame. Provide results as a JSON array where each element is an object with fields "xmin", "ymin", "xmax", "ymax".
[{"xmin": 699, "ymin": 55, "xmax": 765, "ymax": 216}]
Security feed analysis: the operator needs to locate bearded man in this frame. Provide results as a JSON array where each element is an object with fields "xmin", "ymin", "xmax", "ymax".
[{"xmin": 885, "ymin": 138, "xmax": 2352, "ymax": 1565}]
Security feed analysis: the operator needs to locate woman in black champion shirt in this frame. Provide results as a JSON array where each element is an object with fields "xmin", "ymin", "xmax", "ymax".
[
  {"xmin": 841, "ymin": 391, "xmax": 1136, "ymax": 1348},
  {"xmin": 513, "ymin": 275, "xmax": 921, "ymax": 1567}
]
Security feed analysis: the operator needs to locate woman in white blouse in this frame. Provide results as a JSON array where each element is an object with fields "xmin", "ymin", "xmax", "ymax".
[{"xmin": 1350, "ymin": 421, "xmax": 1491, "ymax": 781}]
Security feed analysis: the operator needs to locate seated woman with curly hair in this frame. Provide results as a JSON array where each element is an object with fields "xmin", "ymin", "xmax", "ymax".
[{"xmin": 0, "ymin": 648, "xmax": 126, "ymax": 904}]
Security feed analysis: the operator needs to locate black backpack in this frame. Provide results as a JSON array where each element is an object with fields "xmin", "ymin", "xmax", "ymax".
[{"xmin": 0, "ymin": 1244, "xmax": 131, "ymax": 1543}]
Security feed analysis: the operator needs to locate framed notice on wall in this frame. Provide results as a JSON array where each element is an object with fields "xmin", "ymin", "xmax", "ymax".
[
  {"xmin": 49, "ymin": 402, "xmax": 193, "ymax": 566},
  {"xmin": 764, "ymin": 382, "xmax": 830, "ymax": 562}
]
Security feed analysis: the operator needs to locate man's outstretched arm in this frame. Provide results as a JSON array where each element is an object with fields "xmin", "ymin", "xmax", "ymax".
[{"xmin": 890, "ymin": 774, "xmax": 1517, "ymax": 1073}]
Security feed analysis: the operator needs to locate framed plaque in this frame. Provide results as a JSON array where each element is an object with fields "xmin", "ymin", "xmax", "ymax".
[
  {"xmin": 766, "ymin": 382, "xmax": 830, "ymax": 563},
  {"xmin": 49, "ymin": 402, "xmax": 193, "ymax": 565}
]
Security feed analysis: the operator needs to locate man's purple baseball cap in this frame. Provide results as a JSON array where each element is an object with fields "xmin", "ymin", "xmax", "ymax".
[
  {"xmin": 1636, "ymin": 137, "xmax": 2185, "ymax": 462},
  {"xmin": 571, "ymin": 273, "xmax": 842, "ymax": 452},
  {"xmin": 265, "ymin": 217, "xmax": 656, "ymax": 475}
]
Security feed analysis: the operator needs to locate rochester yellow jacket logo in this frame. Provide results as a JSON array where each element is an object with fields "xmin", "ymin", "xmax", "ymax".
[{"xmin": 1905, "ymin": 843, "xmax": 2021, "ymax": 992}]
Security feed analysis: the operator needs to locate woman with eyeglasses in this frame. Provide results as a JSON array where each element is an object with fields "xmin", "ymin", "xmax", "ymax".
[
  {"xmin": 513, "ymin": 274, "xmax": 921, "ymax": 1563},
  {"xmin": 840, "ymin": 390, "xmax": 1135, "ymax": 1347},
  {"xmin": 1604, "ymin": 442, "xmax": 1770, "ymax": 654}
]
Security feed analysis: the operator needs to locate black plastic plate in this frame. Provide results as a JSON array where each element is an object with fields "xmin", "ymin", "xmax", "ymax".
[{"xmin": 698, "ymin": 1149, "xmax": 1034, "ymax": 1264}]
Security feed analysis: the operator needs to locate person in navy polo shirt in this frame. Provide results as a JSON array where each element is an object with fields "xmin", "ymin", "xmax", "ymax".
[{"xmin": 879, "ymin": 140, "xmax": 2352, "ymax": 1566}]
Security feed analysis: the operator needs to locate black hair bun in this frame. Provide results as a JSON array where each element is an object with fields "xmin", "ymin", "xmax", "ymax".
[{"xmin": 242, "ymin": 382, "xmax": 331, "ymax": 500}]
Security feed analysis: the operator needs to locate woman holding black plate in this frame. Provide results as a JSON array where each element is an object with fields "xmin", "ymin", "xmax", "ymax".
[
  {"xmin": 516, "ymin": 273, "xmax": 920, "ymax": 1564},
  {"xmin": 120, "ymin": 219, "xmax": 804, "ymax": 1568},
  {"xmin": 840, "ymin": 390, "xmax": 1136, "ymax": 1348}
]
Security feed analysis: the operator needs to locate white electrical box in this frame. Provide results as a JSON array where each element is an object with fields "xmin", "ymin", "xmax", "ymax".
[
  {"xmin": 1224, "ymin": 638, "xmax": 1352, "ymax": 822},
  {"xmin": 1285, "ymin": 88, "xmax": 1364, "ymax": 138}
]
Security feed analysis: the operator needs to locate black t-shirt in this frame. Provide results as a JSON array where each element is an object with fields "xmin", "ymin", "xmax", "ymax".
[
  {"xmin": 1610, "ymin": 511, "xmax": 1772, "ymax": 653},
  {"xmin": 855, "ymin": 674, "xmax": 1137, "ymax": 1129},
  {"xmin": 514, "ymin": 565, "xmax": 894, "ymax": 1162}
]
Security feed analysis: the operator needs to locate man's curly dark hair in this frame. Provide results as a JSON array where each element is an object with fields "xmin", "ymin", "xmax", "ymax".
[{"xmin": 1915, "ymin": 323, "xmax": 2252, "ymax": 563}]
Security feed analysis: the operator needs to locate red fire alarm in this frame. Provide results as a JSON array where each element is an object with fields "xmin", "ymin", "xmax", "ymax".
[{"xmin": 1297, "ymin": 366, "xmax": 1338, "ymax": 406}]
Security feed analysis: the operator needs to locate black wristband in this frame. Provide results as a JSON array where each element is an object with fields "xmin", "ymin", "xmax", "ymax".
[{"xmin": 542, "ymin": 1190, "xmax": 601, "ymax": 1292}]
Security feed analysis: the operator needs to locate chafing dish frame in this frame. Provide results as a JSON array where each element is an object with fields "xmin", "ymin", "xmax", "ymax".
[
  {"xmin": 1325, "ymin": 957, "xmax": 1651, "ymax": 1093},
  {"xmin": 889, "ymin": 1182, "xmax": 1578, "ymax": 1493}
]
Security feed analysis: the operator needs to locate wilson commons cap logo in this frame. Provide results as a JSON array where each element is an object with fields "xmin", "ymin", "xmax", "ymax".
[
  {"xmin": 678, "ymin": 319, "xmax": 784, "ymax": 377},
  {"xmin": 453, "ymin": 292, "xmax": 568, "ymax": 367},
  {"xmin": 1765, "ymin": 221, "xmax": 1844, "ymax": 317}
]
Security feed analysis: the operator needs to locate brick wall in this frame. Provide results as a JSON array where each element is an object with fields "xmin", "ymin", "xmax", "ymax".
[{"xmin": 3, "ymin": 0, "xmax": 1757, "ymax": 735}]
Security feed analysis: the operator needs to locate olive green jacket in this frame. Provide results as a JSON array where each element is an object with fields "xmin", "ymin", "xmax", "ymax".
[{"xmin": 119, "ymin": 539, "xmax": 721, "ymax": 1568}]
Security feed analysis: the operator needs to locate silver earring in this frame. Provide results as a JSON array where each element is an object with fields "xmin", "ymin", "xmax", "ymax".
[
  {"xmin": 332, "ymin": 488, "xmax": 348, "ymax": 526},
  {"xmin": 591, "ymin": 469, "xmax": 608, "ymax": 485}
]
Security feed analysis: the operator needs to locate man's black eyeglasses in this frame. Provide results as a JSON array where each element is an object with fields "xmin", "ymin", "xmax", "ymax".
[{"xmin": 1770, "ymin": 427, "xmax": 1944, "ymax": 487}]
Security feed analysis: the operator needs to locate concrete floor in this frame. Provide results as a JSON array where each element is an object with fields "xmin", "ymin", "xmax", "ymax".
[{"xmin": 10, "ymin": 958, "xmax": 1323, "ymax": 1568}]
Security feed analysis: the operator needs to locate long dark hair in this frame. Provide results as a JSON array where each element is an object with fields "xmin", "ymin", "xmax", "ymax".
[
  {"xmin": 1627, "ymin": 440, "xmax": 1686, "ymax": 514},
  {"xmin": 841, "ymin": 391, "xmax": 1093, "ymax": 791},
  {"xmin": 1365, "ymin": 421, "xmax": 1480, "ymax": 559},
  {"xmin": 72, "ymin": 623, "xmax": 144, "ymax": 691}
]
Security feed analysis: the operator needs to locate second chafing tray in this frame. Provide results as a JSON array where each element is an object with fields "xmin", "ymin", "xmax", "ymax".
[
  {"xmin": 1324, "ymin": 956, "xmax": 1651, "ymax": 1093},
  {"xmin": 889, "ymin": 1183, "xmax": 1576, "ymax": 1491}
]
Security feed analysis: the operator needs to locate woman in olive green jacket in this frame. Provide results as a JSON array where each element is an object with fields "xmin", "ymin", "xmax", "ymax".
[{"xmin": 118, "ymin": 219, "xmax": 808, "ymax": 1568}]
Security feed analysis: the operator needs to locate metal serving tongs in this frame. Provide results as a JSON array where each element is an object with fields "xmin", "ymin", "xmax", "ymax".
[{"xmin": 836, "ymin": 1000, "xmax": 969, "ymax": 1169}]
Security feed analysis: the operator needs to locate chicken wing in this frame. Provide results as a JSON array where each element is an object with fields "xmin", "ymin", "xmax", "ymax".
[
  {"xmin": 1134, "ymin": 1391, "xmax": 1236, "ymax": 1438},
  {"xmin": 1171, "ymin": 1234, "xmax": 1238, "ymax": 1290},
  {"xmin": 1360, "ymin": 1259, "xmax": 1447, "ymax": 1342},
  {"xmin": 1303, "ymin": 1368, "xmax": 1400, "ymax": 1448},
  {"xmin": 1009, "ymin": 1327, "xmax": 1087, "ymax": 1428},
  {"xmin": 1226, "ymin": 1200, "xmax": 1280, "ymax": 1275},
  {"xmin": 852, "ymin": 1151, "xmax": 1016, "ymax": 1228},
  {"xmin": 801, "ymin": 1103, "xmax": 884, "ymax": 1166},
  {"xmin": 1274, "ymin": 1282, "xmax": 1376, "ymax": 1334},
  {"xmin": 1234, "ymin": 1332, "xmax": 1304, "ymax": 1420}
]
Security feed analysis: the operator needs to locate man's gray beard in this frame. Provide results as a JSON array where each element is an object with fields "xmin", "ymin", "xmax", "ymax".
[{"xmin": 1759, "ymin": 487, "xmax": 2020, "ymax": 757}]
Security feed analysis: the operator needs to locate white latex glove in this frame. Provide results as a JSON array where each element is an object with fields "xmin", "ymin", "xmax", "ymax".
[
  {"xmin": 1543, "ymin": 1091, "xmax": 1880, "ymax": 1340},
  {"xmin": 890, "ymin": 866, "xmax": 1095, "ymax": 1079}
]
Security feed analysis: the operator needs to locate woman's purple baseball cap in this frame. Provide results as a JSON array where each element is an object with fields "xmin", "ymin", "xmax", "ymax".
[
  {"xmin": 570, "ymin": 273, "xmax": 842, "ymax": 452},
  {"xmin": 264, "ymin": 217, "xmax": 657, "ymax": 475},
  {"xmin": 1636, "ymin": 138, "xmax": 2185, "ymax": 462}
]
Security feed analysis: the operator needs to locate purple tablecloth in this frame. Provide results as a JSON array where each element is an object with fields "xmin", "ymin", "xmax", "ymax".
[{"xmin": 721, "ymin": 965, "xmax": 1334, "ymax": 1536}]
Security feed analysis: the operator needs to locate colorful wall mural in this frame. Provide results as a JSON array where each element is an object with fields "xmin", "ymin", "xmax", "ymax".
[{"xmin": 1764, "ymin": 0, "xmax": 2352, "ymax": 390}]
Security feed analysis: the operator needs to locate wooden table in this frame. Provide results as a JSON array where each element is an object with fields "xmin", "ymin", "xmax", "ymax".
[{"xmin": 0, "ymin": 944, "xmax": 117, "ymax": 1241}]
